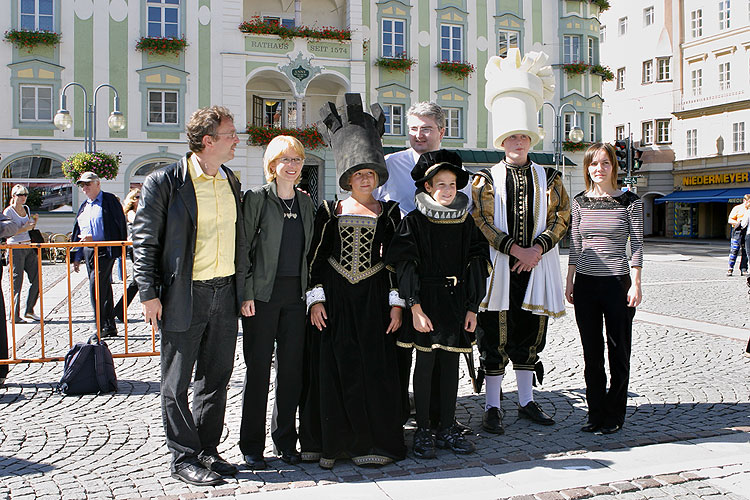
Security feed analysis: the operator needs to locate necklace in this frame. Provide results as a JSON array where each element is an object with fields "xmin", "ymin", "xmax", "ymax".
[{"xmin": 280, "ymin": 196, "xmax": 297, "ymax": 219}]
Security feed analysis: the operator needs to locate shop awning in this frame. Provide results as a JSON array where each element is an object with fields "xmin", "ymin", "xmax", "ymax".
[
  {"xmin": 382, "ymin": 147, "xmax": 576, "ymax": 167},
  {"xmin": 655, "ymin": 187, "xmax": 750, "ymax": 204}
]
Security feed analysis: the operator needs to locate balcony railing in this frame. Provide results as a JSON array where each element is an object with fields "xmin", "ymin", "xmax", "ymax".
[{"xmin": 676, "ymin": 89, "xmax": 746, "ymax": 112}]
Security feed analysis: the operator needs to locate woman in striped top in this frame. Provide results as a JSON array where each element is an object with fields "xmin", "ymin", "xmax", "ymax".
[{"xmin": 565, "ymin": 142, "xmax": 643, "ymax": 435}]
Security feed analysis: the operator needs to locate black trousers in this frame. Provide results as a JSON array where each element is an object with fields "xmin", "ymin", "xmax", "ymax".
[
  {"xmin": 114, "ymin": 249, "xmax": 138, "ymax": 320},
  {"xmin": 0, "ymin": 264, "xmax": 8, "ymax": 380},
  {"xmin": 240, "ymin": 277, "xmax": 305, "ymax": 456},
  {"xmin": 82, "ymin": 247, "xmax": 117, "ymax": 332},
  {"xmin": 413, "ymin": 349, "xmax": 459, "ymax": 429},
  {"xmin": 160, "ymin": 277, "xmax": 238, "ymax": 471},
  {"xmin": 477, "ymin": 271, "xmax": 548, "ymax": 375},
  {"xmin": 573, "ymin": 273, "xmax": 635, "ymax": 428}
]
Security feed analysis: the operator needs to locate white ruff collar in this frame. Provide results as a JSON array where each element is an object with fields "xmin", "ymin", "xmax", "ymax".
[{"xmin": 414, "ymin": 191, "xmax": 469, "ymax": 222}]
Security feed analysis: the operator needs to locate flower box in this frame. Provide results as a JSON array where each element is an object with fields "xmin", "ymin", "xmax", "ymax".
[
  {"xmin": 374, "ymin": 54, "xmax": 416, "ymax": 72},
  {"xmin": 435, "ymin": 60, "xmax": 475, "ymax": 80},
  {"xmin": 246, "ymin": 125, "xmax": 326, "ymax": 150},
  {"xmin": 563, "ymin": 140, "xmax": 591, "ymax": 152},
  {"xmin": 590, "ymin": 64, "xmax": 614, "ymax": 82},
  {"xmin": 62, "ymin": 152, "xmax": 120, "ymax": 181},
  {"xmin": 562, "ymin": 61, "xmax": 590, "ymax": 75},
  {"xmin": 4, "ymin": 29, "xmax": 61, "ymax": 49},
  {"xmin": 239, "ymin": 17, "xmax": 351, "ymax": 42},
  {"xmin": 590, "ymin": 0, "xmax": 611, "ymax": 12},
  {"xmin": 135, "ymin": 36, "xmax": 188, "ymax": 56}
]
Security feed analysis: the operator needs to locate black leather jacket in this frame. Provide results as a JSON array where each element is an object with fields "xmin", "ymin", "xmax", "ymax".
[{"xmin": 132, "ymin": 152, "xmax": 247, "ymax": 332}]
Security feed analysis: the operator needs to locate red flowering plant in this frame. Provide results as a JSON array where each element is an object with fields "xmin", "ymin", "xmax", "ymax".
[
  {"xmin": 239, "ymin": 17, "xmax": 351, "ymax": 42},
  {"xmin": 246, "ymin": 125, "xmax": 326, "ymax": 150},
  {"xmin": 562, "ymin": 61, "xmax": 590, "ymax": 75},
  {"xmin": 4, "ymin": 29, "xmax": 61, "ymax": 49},
  {"xmin": 435, "ymin": 60, "xmax": 475, "ymax": 79},
  {"xmin": 374, "ymin": 53, "xmax": 416, "ymax": 72},
  {"xmin": 563, "ymin": 140, "xmax": 591, "ymax": 152},
  {"xmin": 135, "ymin": 36, "xmax": 188, "ymax": 56},
  {"xmin": 590, "ymin": 0, "xmax": 611, "ymax": 12},
  {"xmin": 590, "ymin": 63, "xmax": 614, "ymax": 81},
  {"xmin": 62, "ymin": 152, "xmax": 120, "ymax": 181}
]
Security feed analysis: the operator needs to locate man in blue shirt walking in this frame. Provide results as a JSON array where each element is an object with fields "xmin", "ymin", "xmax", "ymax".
[{"xmin": 71, "ymin": 171, "xmax": 128, "ymax": 337}]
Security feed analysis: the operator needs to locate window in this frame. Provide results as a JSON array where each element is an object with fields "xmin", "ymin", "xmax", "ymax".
[
  {"xmin": 20, "ymin": 0, "xmax": 54, "ymax": 31},
  {"xmin": 616, "ymin": 67, "xmax": 626, "ymax": 90},
  {"xmin": 719, "ymin": 0, "xmax": 731, "ymax": 30},
  {"xmin": 3, "ymin": 156, "xmax": 71, "ymax": 213},
  {"xmin": 287, "ymin": 101, "xmax": 306, "ymax": 128},
  {"xmin": 382, "ymin": 18, "xmax": 405, "ymax": 58},
  {"xmin": 642, "ymin": 60, "xmax": 653, "ymax": 83},
  {"xmin": 644, "ymin": 6, "xmax": 654, "ymax": 26},
  {"xmin": 719, "ymin": 62, "xmax": 731, "ymax": 90},
  {"xmin": 563, "ymin": 112, "xmax": 582, "ymax": 136},
  {"xmin": 20, "ymin": 85, "xmax": 52, "ymax": 122},
  {"xmin": 589, "ymin": 114, "xmax": 598, "ymax": 142},
  {"xmin": 147, "ymin": 0, "xmax": 180, "ymax": 38},
  {"xmin": 262, "ymin": 15, "xmax": 295, "ymax": 28},
  {"xmin": 690, "ymin": 9, "xmax": 703, "ymax": 38},
  {"xmin": 691, "ymin": 69, "xmax": 703, "ymax": 96},
  {"xmin": 615, "ymin": 125, "xmax": 625, "ymax": 140},
  {"xmin": 383, "ymin": 104, "xmax": 403, "ymax": 135},
  {"xmin": 686, "ymin": 129, "xmax": 697, "ymax": 157},
  {"xmin": 642, "ymin": 121, "xmax": 654, "ymax": 145},
  {"xmin": 733, "ymin": 122, "xmax": 745, "ymax": 152},
  {"xmin": 588, "ymin": 37, "xmax": 595, "ymax": 65},
  {"xmin": 656, "ymin": 119, "xmax": 671, "ymax": 143},
  {"xmin": 600, "ymin": 25, "xmax": 606, "ymax": 43},
  {"xmin": 657, "ymin": 57, "xmax": 671, "ymax": 81},
  {"xmin": 148, "ymin": 90, "xmax": 178, "ymax": 124},
  {"xmin": 444, "ymin": 108, "xmax": 461, "ymax": 138},
  {"xmin": 563, "ymin": 35, "xmax": 581, "ymax": 64},
  {"xmin": 440, "ymin": 24, "xmax": 462, "ymax": 62},
  {"xmin": 497, "ymin": 30, "xmax": 519, "ymax": 58},
  {"xmin": 618, "ymin": 17, "xmax": 628, "ymax": 36}
]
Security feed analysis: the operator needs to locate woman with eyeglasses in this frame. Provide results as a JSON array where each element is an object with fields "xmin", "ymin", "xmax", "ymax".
[
  {"xmin": 3, "ymin": 184, "xmax": 40, "ymax": 324},
  {"xmin": 238, "ymin": 135, "xmax": 316, "ymax": 470},
  {"xmin": 113, "ymin": 188, "xmax": 141, "ymax": 322}
]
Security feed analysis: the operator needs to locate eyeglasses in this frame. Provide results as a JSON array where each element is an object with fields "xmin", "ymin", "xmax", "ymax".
[
  {"xmin": 134, "ymin": 196, "xmax": 140, "ymax": 199},
  {"xmin": 215, "ymin": 131, "xmax": 239, "ymax": 139},
  {"xmin": 16, "ymin": 193, "xmax": 28, "ymax": 197},
  {"xmin": 278, "ymin": 157, "xmax": 303, "ymax": 165}
]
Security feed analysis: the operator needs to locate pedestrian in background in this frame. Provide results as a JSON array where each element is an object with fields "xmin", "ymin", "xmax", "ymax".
[
  {"xmin": 565, "ymin": 142, "xmax": 643, "ymax": 435},
  {"xmin": 726, "ymin": 194, "xmax": 750, "ymax": 276},
  {"xmin": 3, "ymin": 184, "xmax": 40, "ymax": 323},
  {"xmin": 239, "ymin": 136, "xmax": 315, "ymax": 470},
  {"xmin": 0, "ymin": 212, "xmax": 21, "ymax": 386},
  {"xmin": 113, "ymin": 187, "xmax": 140, "ymax": 322}
]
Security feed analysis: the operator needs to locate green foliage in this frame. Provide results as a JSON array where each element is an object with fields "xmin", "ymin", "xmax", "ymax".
[{"xmin": 61, "ymin": 152, "xmax": 120, "ymax": 181}]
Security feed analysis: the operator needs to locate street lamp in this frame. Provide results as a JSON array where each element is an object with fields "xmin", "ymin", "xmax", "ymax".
[
  {"xmin": 54, "ymin": 82, "xmax": 126, "ymax": 153},
  {"xmin": 540, "ymin": 101, "xmax": 584, "ymax": 176}
]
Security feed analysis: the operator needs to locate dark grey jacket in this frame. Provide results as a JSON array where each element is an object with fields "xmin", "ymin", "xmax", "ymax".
[
  {"xmin": 132, "ymin": 152, "xmax": 247, "ymax": 332},
  {"xmin": 243, "ymin": 182, "xmax": 315, "ymax": 302}
]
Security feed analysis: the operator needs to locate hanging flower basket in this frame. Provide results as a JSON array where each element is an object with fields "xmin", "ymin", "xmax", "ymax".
[
  {"xmin": 62, "ymin": 152, "xmax": 120, "ymax": 181},
  {"xmin": 246, "ymin": 125, "xmax": 326, "ymax": 150},
  {"xmin": 135, "ymin": 36, "xmax": 188, "ymax": 56},
  {"xmin": 563, "ymin": 140, "xmax": 591, "ymax": 152},
  {"xmin": 590, "ymin": 0, "xmax": 611, "ymax": 12},
  {"xmin": 4, "ymin": 29, "xmax": 61, "ymax": 49},
  {"xmin": 562, "ymin": 61, "xmax": 590, "ymax": 75},
  {"xmin": 238, "ymin": 17, "xmax": 351, "ymax": 42},
  {"xmin": 435, "ymin": 60, "xmax": 475, "ymax": 79},
  {"xmin": 590, "ymin": 63, "xmax": 614, "ymax": 81},
  {"xmin": 374, "ymin": 54, "xmax": 416, "ymax": 72}
]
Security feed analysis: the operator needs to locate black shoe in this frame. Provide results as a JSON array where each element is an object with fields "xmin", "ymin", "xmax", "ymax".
[
  {"xmin": 453, "ymin": 418, "xmax": 472, "ymax": 435},
  {"xmin": 279, "ymin": 450, "xmax": 301, "ymax": 465},
  {"xmin": 580, "ymin": 422, "xmax": 600, "ymax": 433},
  {"xmin": 171, "ymin": 463, "xmax": 223, "ymax": 486},
  {"xmin": 518, "ymin": 401, "xmax": 555, "ymax": 425},
  {"xmin": 101, "ymin": 327, "xmax": 118, "ymax": 338},
  {"xmin": 244, "ymin": 453, "xmax": 267, "ymax": 470},
  {"xmin": 599, "ymin": 423, "xmax": 622, "ymax": 434},
  {"xmin": 482, "ymin": 407, "xmax": 504, "ymax": 435},
  {"xmin": 198, "ymin": 452, "xmax": 238, "ymax": 476},
  {"xmin": 436, "ymin": 424, "xmax": 475, "ymax": 454},
  {"xmin": 412, "ymin": 427, "xmax": 436, "ymax": 459}
]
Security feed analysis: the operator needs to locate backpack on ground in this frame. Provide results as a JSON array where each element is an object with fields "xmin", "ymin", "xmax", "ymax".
[{"xmin": 57, "ymin": 334, "xmax": 118, "ymax": 395}]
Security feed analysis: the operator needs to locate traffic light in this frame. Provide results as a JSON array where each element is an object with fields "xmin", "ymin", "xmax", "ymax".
[
  {"xmin": 632, "ymin": 147, "xmax": 643, "ymax": 171},
  {"xmin": 614, "ymin": 140, "xmax": 628, "ymax": 171}
]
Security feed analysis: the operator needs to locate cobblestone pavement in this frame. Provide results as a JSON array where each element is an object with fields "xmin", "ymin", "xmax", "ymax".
[{"xmin": 0, "ymin": 241, "xmax": 748, "ymax": 499}]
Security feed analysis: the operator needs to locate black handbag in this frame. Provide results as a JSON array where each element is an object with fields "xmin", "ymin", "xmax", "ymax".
[{"xmin": 28, "ymin": 229, "xmax": 45, "ymax": 243}]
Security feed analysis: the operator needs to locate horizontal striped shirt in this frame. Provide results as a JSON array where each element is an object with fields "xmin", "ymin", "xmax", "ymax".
[{"xmin": 568, "ymin": 191, "xmax": 643, "ymax": 276}]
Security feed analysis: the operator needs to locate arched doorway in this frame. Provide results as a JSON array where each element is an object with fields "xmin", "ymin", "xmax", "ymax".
[{"xmin": 2, "ymin": 155, "xmax": 72, "ymax": 213}]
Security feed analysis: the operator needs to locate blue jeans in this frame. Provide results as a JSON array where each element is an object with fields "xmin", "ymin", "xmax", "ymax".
[{"xmin": 729, "ymin": 227, "xmax": 748, "ymax": 271}]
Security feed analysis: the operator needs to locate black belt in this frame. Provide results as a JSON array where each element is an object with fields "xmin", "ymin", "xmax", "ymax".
[
  {"xmin": 193, "ymin": 275, "xmax": 234, "ymax": 287},
  {"xmin": 421, "ymin": 275, "xmax": 462, "ymax": 287}
]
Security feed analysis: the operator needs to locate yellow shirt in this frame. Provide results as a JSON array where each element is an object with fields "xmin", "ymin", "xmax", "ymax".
[{"xmin": 189, "ymin": 154, "xmax": 236, "ymax": 280}]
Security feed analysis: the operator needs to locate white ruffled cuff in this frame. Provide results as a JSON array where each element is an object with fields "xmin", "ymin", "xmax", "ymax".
[
  {"xmin": 389, "ymin": 289, "xmax": 406, "ymax": 308},
  {"xmin": 306, "ymin": 286, "xmax": 326, "ymax": 312}
]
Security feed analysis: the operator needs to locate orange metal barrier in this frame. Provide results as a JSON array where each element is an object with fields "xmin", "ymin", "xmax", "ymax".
[{"xmin": 0, "ymin": 240, "xmax": 159, "ymax": 365}]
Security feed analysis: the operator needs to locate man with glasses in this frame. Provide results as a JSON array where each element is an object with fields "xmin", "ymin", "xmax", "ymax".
[
  {"xmin": 72, "ymin": 171, "xmax": 128, "ymax": 338},
  {"xmin": 133, "ymin": 105, "xmax": 247, "ymax": 486}
]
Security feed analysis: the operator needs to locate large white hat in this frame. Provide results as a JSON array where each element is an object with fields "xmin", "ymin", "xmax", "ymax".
[{"xmin": 484, "ymin": 48, "xmax": 555, "ymax": 150}]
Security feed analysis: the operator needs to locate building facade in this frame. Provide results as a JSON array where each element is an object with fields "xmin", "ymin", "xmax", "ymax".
[{"xmin": 1, "ymin": 0, "xmax": 607, "ymax": 232}]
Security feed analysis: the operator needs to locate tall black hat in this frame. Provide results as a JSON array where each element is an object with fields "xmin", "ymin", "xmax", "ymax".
[
  {"xmin": 318, "ymin": 93, "xmax": 388, "ymax": 191},
  {"xmin": 411, "ymin": 149, "xmax": 469, "ymax": 189}
]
